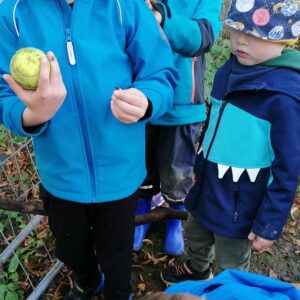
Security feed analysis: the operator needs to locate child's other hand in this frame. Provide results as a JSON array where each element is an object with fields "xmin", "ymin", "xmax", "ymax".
[
  {"xmin": 145, "ymin": 0, "xmax": 162, "ymax": 25},
  {"xmin": 248, "ymin": 231, "xmax": 274, "ymax": 251},
  {"xmin": 145, "ymin": 0, "xmax": 152, "ymax": 8},
  {"xmin": 192, "ymin": 173, "xmax": 197, "ymax": 182},
  {"xmin": 111, "ymin": 88, "xmax": 148, "ymax": 124},
  {"xmin": 3, "ymin": 51, "xmax": 67, "ymax": 127}
]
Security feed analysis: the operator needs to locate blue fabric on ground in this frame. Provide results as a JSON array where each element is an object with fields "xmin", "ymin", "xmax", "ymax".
[{"xmin": 165, "ymin": 269, "xmax": 300, "ymax": 300}]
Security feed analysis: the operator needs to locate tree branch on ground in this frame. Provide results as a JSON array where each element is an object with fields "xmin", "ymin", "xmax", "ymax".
[{"xmin": 0, "ymin": 198, "xmax": 188, "ymax": 224}]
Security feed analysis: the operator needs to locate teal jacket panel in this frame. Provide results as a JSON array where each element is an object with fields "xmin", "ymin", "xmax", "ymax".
[
  {"xmin": 151, "ymin": 0, "xmax": 222, "ymax": 125},
  {"xmin": 203, "ymin": 97, "xmax": 275, "ymax": 169}
]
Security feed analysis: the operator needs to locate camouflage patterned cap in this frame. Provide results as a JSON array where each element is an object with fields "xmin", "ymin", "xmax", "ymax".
[{"xmin": 224, "ymin": 0, "xmax": 300, "ymax": 45}]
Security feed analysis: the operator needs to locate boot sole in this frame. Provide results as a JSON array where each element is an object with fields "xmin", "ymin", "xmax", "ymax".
[{"xmin": 160, "ymin": 271, "xmax": 214, "ymax": 286}]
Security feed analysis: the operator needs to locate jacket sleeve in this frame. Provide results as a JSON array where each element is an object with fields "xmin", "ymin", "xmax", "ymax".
[
  {"xmin": 0, "ymin": 5, "xmax": 48, "ymax": 137},
  {"xmin": 121, "ymin": 0, "xmax": 179, "ymax": 121},
  {"xmin": 252, "ymin": 99, "xmax": 300, "ymax": 240},
  {"xmin": 154, "ymin": 0, "xmax": 222, "ymax": 57}
]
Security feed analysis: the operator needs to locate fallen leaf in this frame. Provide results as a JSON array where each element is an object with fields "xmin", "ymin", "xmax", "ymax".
[
  {"xmin": 292, "ymin": 238, "xmax": 300, "ymax": 247},
  {"xmin": 291, "ymin": 283, "xmax": 300, "ymax": 290},
  {"xmin": 284, "ymin": 224, "xmax": 296, "ymax": 234},
  {"xmin": 143, "ymin": 239, "xmax": 153, "ymax": 246},
  {"xmin": 137, "ymin": 282, "xmax": 146, "ymax": 292},
  {"xmin": 290, "ymin": 206, "xmax": 299, "ymax": 221},
  {"xmin": 139, "ymin": 274, "xmax": 145, "ymax": 283},
  {"xmin": 37, "ymin": 229, "xmax": 49, "ymax": 239},
  {"xmin": 269, "ymin": 269, "xmax": 278, "ymax": 279},
  {"xmin": 259, "ymin": 248, "xmax": 273, "ymax": 255},
  {"xmin": 168, "ymin": 258, "xmax": 176, "ymax": 266}
]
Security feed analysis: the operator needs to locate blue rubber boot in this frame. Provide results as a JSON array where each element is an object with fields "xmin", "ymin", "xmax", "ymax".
[
  {"xmin": 164, "ymin": 203, "xmax": 185, "ymax": 256},
  {"xmin": 133, "ymin": 198, "xmax": 151, "ymax": 251}
]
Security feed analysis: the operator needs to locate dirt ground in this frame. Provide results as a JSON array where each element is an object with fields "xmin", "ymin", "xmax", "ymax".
[{"xmin": 43, "ymin": 195, "xmax": 300, "ymax": 299}]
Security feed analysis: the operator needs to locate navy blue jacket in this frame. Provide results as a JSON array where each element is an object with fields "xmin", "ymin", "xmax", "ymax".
[{"xmin": 185, "ymin": 50, "xmax": 300, "ymax": 240}]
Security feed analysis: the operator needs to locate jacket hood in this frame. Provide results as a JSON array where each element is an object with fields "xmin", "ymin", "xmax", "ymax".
[{"xmin": 224, "ymin": 49, "xmax": 300, "ymax": 101}]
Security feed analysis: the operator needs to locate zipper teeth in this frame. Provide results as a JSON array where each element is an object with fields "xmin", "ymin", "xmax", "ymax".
[
  {"xmin": 59, "ymin": 3, "xmax": 97, "ymax": 201},
  {"xmin": 191, "ymin": 57, "xmax": 196, "ymax": 103},
  {"xmin": 205, "ymin": 100, "xmax": 227, "ymax": 160},
  {"xmin": 71, "ymin": 72, "xmax": 97, "ymax": 200},
  {"xmin": 233, "ymin": 192, "xmax": 238, "ymax": 223}
]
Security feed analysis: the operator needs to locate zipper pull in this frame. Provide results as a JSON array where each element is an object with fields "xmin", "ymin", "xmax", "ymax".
[
  {"xmin": 65, "ymin": 28, "xmax": 76, "ymax": 66},
  {"xmin": 233, "ymin": 211, "xmax": 238, "ymax": 223}
]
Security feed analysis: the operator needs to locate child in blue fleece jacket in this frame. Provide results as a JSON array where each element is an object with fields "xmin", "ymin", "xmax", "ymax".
[
  {"xmin": 133, "ymin": 0, "xmax": 222, "ymax": 257},
  {"xmin": 161, "ymin": 0, "xmax": 300, "ymax": 285},
  {"xmin": 0, "ymin": 0, "xmax": 178, "ymax": 299}
]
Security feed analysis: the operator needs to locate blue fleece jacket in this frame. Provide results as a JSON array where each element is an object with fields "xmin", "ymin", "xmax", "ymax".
[
  {"xmin": 0, "ymin": 0, "xmax": 178, "ymax": 203},
  {"xmin": 166, "ymin": 269, "xmax": 300, "ymax": 300},
  {"xmin": 185, "ymin": 49, "xmax": 300, "ymax": 240},
  {"xmin": 151, "ymin": 0, "xmax": 222, "ymax": 125}
]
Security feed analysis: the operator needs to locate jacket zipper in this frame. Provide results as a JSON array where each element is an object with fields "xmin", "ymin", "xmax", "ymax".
[
  {"xmin": 191, "ymin": 57, "xmax": 197, "ymax": 103},
  {"xmin": 189, "ymin": 101, "xmax": 226, "ymax": 212},
  {"xmin": 233, "ymin": 191, "xmax": 239, "ymax": 223},
  {"xmin": 59, "ymin": 2, "xmax": 97, "ymax": 201},
  {"xmin": 205, "ymin": 100, "xmax": 227, "ymax": 160},
  {"xmin": 204, "ymin": 99, "xmax": 239, "ymax": 223}
]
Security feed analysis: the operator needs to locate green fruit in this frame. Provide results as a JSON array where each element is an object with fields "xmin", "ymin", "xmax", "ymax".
[{"xmin": 10, "ymin": 47, "xmax": 46, "ymax": 90}]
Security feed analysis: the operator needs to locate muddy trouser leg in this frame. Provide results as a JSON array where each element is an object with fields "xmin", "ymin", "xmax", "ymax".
[
  {"xmin": 156, "ymin": 123, "xmax": 202, "ymax": 255},
  {"xmin": 158, "ymin": 123, "xmax": 202, "ymax": 204},
  {"xmin": 140, "ymin": 122, "xmax": 202, "ymax": 199},
  {"xmin": 214, "ymin": 233, "xmax": 252, "ymax": 274},
  {"xmin": 93, "ymin": 191, "xmax": 138, "ymax": 300},
  {"xmin": 185, "ymin": 213, "xmax": 215, "ymax": 273},
  {"xmin": 40, "ymin": 186, "xmax": 101, "ymax": 289}
]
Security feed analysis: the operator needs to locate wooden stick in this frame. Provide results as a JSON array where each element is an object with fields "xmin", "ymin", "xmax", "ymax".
[{"xmin": 0, "ymin": 198, "xmax": 188, "ymax": 224}]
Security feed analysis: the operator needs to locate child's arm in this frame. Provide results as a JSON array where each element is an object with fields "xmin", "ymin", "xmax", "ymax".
[
  {"xmin": 0, "ymin": 4, "xmax": 66, "ymax": 135},
  {"xmin": 251, "ymin": 98, "xmax": 300, "ymax": 243},
  {"xmin": 150, "ymin": 0, "xmax": 223, "ymax": 57}
]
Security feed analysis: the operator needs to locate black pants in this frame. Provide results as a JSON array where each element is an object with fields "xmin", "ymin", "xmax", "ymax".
[{"xmin": 41, "ymin": 186, "xmax": 138, "ymax": 300}]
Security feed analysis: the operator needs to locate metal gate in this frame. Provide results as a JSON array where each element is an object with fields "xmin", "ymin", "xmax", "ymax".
[{"xmin": 0, "ymin": 126, "xmax": 63, "ymax": 300}]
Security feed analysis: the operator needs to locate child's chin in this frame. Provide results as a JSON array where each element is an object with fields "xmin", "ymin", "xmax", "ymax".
[{"xmin": 236, "ymin": 56, "xmax": 256, "ymax": 66}]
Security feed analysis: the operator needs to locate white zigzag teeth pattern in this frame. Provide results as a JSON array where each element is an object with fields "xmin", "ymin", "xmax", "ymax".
[
  {"xmin": 217, "ymin": 164, "xmax": 230, "ymax": 179},
  {"xmin": 246, "ymin": 168, "xmax": 261, "ymax": 182},
  {"xmin": 197, "ymin": 147, "xmax": 203, "ymax": 154},
  {"xmin": 217, "ymin": 164, "xmax": 261, "ymax": 183},
  {"xmin": 231, "ymin": 167, "xmax": 245, "ymax": 182}
]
